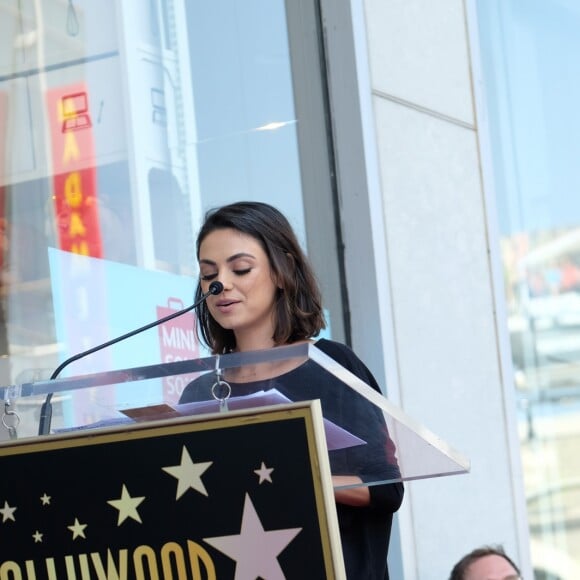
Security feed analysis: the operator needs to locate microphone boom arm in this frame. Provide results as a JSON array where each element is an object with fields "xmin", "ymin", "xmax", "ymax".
[{"xmin": 37, "ymin": 281, "xmax": 223, "ymax": 436}]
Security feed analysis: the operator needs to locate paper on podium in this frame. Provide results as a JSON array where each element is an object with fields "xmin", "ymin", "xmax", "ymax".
[
  {"xmin": 170, "ymin": 389, "xmax": 366, "ymax": 451},
  {"xmin": 121, "ymin": 390, "xmax": 366, "ymax": 452}
]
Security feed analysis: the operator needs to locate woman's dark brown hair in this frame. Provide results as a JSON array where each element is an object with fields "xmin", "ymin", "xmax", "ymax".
[{"xmin": 195, "ymin": 201, "xmax": 326, "ymax": 354}]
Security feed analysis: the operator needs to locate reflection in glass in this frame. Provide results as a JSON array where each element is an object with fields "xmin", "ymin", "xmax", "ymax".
[
  {"xmin": 0, "ymin": 0, "xmax": 323, "ymax": 406},
  {"xmin": 476, "ymin": 1, "xmax": 580, "ymax": 578}
]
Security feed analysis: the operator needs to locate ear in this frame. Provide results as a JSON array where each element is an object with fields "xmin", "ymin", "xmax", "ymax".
[{"xmin": 273, "ymin": 272, "xmax": 284, "ymax": 290}]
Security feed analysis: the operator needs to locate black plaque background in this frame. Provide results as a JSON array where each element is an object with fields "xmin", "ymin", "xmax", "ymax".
[{"xmin": 0, "ymin": 407, "xmax": 335, "ymax": 579}]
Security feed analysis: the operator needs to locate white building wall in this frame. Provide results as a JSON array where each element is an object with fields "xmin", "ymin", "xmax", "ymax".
[{"xmin": 355, "ymin": 0, "xmax": 532, "ymax": 577}]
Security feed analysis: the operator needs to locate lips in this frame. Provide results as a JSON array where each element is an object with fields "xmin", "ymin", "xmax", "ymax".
[{"xmin": 214, "ymin": 299, "xmax": 240, "ymax": 312}]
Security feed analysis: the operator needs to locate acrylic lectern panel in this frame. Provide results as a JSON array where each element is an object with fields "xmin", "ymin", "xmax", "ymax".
[{"xmin": 0, "ymin": 342, "xmax": 470, "ymax": 486}]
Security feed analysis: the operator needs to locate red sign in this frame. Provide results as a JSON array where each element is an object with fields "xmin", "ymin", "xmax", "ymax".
[
  {"xmin": 157, "ymin": 298, "xmax": 200, "ymax": 403},
  {"xmin": 46, "ymin": 84, "xmax": 102, "ymax": 257}
]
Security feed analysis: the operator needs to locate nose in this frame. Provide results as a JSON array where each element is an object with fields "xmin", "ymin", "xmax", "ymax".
[{"xmin": 218, "ymin": 272, "xmax": 234, "ymax": 291}]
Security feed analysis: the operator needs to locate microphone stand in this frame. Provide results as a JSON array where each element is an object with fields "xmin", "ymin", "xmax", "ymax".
[{"xmin": 37, "ymin": 281, "xmax": 223, "ymax": 436}]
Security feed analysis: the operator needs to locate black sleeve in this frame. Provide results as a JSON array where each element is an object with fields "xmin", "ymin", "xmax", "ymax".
[{"xmin": 315, "ymin": 340, "xmax": 404, "ymax": 513}]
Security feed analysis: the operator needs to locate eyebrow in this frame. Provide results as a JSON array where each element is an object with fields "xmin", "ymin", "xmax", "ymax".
[{"xmin": 199, "ymin": 252, "xmax": 257, "ymax": 266}]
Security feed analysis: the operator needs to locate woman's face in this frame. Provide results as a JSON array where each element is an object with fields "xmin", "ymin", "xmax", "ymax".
[{"xmin": 198, "ymin": 228, "xmax": 279, "ymax": 347}]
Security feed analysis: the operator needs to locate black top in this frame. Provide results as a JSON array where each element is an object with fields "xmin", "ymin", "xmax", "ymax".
[{"xmin": 179, "ymin": 338, "xmax": 404, "ymax": 579}]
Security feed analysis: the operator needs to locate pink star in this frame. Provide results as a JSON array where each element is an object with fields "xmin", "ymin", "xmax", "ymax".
[
  {"xmin": 254, "ymin": 461, "xmax": 274, "ymax": 484},
  {"xmin": 204, "ymin": 494, "xmax": 301, "ymax": 580}
]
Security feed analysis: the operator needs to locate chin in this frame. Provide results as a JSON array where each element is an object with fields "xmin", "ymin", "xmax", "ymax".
[{"xmin": 211, "ymin": 317, "xmax": 236, "ymax": 331}]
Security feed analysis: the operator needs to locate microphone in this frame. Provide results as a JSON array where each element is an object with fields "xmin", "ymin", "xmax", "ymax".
[{"xmin": 37, "ymin": 280, "xmax": 224, "ymax": 436}]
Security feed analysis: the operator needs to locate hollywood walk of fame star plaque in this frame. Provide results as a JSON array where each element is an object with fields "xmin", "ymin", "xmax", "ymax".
[{"xmin": 0, "ymin": 401, "xmax": 346, "ymax": 579}]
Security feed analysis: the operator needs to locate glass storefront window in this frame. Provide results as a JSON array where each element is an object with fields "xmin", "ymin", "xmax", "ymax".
[
  {"xmin": 0, "ymin": 0, "xmax": 342, "ymax": 438},
  {"xmin": 475, "ymin": 1, "xmax": 580, "ymax": 578}
]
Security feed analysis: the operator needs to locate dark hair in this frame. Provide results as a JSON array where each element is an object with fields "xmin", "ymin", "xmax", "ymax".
[
  {"xmin": 449, "ymin": 546, "xmax": 521, "ymax": 580},
  {"xmin": 195, "ymin": 201, "xmax": 326, "ymax": 353}
]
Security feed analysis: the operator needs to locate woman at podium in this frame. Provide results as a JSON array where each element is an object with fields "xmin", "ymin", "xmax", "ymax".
[{"xmin": 180, "ymin": 201, "xmax": 404, "ymax": 579}]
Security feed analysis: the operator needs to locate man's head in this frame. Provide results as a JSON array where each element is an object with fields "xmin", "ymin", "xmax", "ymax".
[{"xmin": 449, "ymin": 546, "xmax": 521, "ymax": 580}]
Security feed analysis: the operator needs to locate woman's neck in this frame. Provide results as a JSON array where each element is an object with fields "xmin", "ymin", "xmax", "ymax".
[{"xmin": 233, "ymin": 330, "xmax": 276, "ymax": 353}]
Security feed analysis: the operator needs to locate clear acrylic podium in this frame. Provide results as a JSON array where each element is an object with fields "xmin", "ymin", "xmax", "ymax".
[
  {"xmin": 0, "ymin": 342, "xmax": 469, "ymax": 487},
  {"xmin": 0, "ymin": 343, "xmax": 469, "ymax": 579}
]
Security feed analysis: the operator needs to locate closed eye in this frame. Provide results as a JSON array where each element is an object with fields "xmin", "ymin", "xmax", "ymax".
[
  {"xmin": 201, "ymin": 273, "xmax": 218, "ymax": 281},
  {"xmin": 234, "ymin": 268, "xmax": 251, "ymax": 276}
]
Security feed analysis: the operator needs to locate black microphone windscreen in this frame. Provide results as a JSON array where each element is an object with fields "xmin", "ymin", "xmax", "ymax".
[{"xmin": 208, "ymin": 281, "xmax": 224, "ymax": 295}]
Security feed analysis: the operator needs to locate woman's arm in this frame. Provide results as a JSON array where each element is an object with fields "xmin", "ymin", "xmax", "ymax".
[
  {"xmin": 333, "ymin": 475, "xmax": 404, "ymax": 512},
  {"xmin": 332, "ymin": 475, "xmax": 371, "ymax": 506}
]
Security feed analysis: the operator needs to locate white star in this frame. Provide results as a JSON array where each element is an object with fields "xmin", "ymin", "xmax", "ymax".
[
  {"xmin": 40, "ymin": 493, "xmax": 51, "ymax": 506},
  {"xmin": 107, "ymin": 485, "xmax": 145, "ymax": 525},
  {"xmin": 33, "ymin": 530, "xmax": 43, "ymax": 543},
  {"xmin": 0, "ymin": 501, "xmax": 16, "ymax": 523},
  {"xmin": 204, "ymin": 494, "xmax": 301, "ymax": 580},
  {"xmin": 162, "ymin": 446, "xmax": 213, "ymax": 499},
  {"xmin": 68, "ymin": 517, "xmax": 87, "ymax": 539},
  {"xmin": 254, "ymin": 461, "xmax": 274, "ymax": 484}
]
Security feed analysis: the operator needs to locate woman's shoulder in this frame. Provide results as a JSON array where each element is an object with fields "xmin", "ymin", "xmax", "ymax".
[
  {"xmin": 314, "ymin": 338, "xmax": 382, "ymax": 393},
  {"xmin": 314, "ymin": 338, "xmax": 358, "ymax": 362}
]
